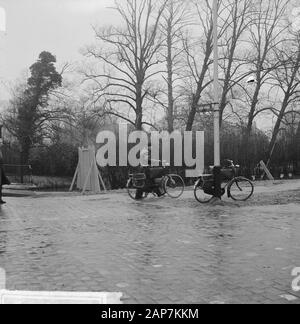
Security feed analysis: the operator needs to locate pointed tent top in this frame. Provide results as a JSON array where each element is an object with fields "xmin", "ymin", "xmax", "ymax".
[{"xmin": 0, "ymin": 7, "xmax": 6, "ymax": 32}]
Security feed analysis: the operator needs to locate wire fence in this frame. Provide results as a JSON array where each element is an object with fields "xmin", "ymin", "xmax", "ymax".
[{"xmin": 3, "ymin": 164, "xmax": 33, "ymax": 184}]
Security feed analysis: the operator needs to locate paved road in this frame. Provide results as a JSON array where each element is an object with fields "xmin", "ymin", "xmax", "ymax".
[{"xmin": 0, "ymin": 180, "xmax": 300, "ymax": 304}]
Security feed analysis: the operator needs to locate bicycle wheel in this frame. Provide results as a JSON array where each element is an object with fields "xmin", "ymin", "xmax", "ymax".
[
  {"xmin": 194, "ymin": 178, "xmax": 214, "ymax": 203},
  {"xmin": 164, "ymin": 174, "xmax": 185, "ymax": 198},
  {"xmin": 126, "ymin": 179, "xmax": 147, "ymax": 201},
  {"xmin": 228, "ymin": 177, "xmax": 254, "ymax": 201}
]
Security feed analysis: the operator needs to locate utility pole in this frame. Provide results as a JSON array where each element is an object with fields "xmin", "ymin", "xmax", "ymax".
[
  {"xmin": 213, "ymin": 0, "xmax": 220, "ymax": 167},
  {"xmin": 212, "ymin": 0, "xmax": 222, "ymax": 199}
]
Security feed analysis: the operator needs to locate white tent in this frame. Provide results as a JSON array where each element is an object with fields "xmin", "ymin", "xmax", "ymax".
[{"xmin": 70, "ymin": 146, "xmax": 107, "ymax": 194}]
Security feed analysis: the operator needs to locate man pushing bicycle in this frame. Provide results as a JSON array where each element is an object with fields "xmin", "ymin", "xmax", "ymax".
[{"xmin": 135, "ymin": 144, "xmax": 167, "ymax": 200}]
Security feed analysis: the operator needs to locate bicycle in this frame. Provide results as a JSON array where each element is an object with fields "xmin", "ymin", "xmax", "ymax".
[
  {"xmin": 194, "ymin": 160, "xmax": 254, "ymax": 203},
  {"xmin": 126, "ymin": 163, "xmax": 185, "ymax": 200}
]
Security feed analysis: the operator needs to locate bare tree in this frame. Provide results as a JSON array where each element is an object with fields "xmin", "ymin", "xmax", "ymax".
[
  {"xmin": 218, "ymin": 0, "xmax": 254, "ymax": 126},
  {"xmin": 182, "ymin": 0, "xmax": 237, "ymax": 131},
  {"xmin": 183, "ymin": 0, "xmax": 215, "ymax": 131},
  {"xmin": 238, "ymin": 0, "xmax": 289, "ymax": 165},
  {"xmin": 83, "ymin": 0, "xmax": 168, "ymax": 130},
  {"xmin": 149, "ymin": 0, "xmax": 192, "ymax": 132},
  {"xmin": 267, "ymin": 34, "xmax": 300, "ymax": 165}
]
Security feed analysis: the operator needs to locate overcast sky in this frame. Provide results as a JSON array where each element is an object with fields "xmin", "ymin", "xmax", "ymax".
[{"xmin": 0, "ymin": 0, "xmax": 117, "ymax": 98}]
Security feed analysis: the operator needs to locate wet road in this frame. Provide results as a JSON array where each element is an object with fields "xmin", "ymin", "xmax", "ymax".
[{"xmin": 0, "ymin": 181, "xmax": 300, "ymax": 304}]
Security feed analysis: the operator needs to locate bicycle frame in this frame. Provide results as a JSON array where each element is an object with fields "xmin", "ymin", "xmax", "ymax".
[
  {"xmin": 197, "ymin": 166, "xmax": 242, "ymax": 197},
  {"xmin": 195, "ymin": 166, "xmax": 254, "ymax": 202},
  {"xmin": 128, "ymin": 173, "xmax": 164, "ymax": 192},
  {"xmin": 127, "ymin": 167, "xmax": 185, "ymax": 200}
]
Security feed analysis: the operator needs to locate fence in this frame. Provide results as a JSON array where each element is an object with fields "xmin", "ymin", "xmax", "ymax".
[{"xmin": 3, "ymin": 164, "xmax": 33, "ymax": 184}]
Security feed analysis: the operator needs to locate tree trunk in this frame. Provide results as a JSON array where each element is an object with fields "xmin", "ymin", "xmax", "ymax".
[
  {"xmin": 219, "ymin": 46, "xmax": 235, "ymax": 127},
  {"xmin": 185, "ymin": 97, "xmax": 198, "ymax": 132},
  {"xmin": 241, "ymin": 121, "xmax": 253, "ymax": 176},
  {"xmin": 185, "ymin": 65, "xmax": 209, "ymax": 131},
  {"xmin": 135, "ymin": 82, "xmax": 143, "ymax": 131},
  {"xmin": 266, "ymin": 99, "xmax": 289, "ymax": 167},
  {"xmin": 185, "ymin": 27, "xmax": 212, "ymax": 131}
]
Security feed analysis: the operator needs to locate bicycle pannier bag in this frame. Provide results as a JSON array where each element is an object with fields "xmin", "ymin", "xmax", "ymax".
[{"xmin": 133, "ymin": 173, "xmax": 146, "ymax": 188}]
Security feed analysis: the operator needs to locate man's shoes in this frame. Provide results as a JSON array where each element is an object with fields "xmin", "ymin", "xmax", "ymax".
[{"xmin": 0, "ymin": 200, "xmax": 6, "ymax": 205}]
